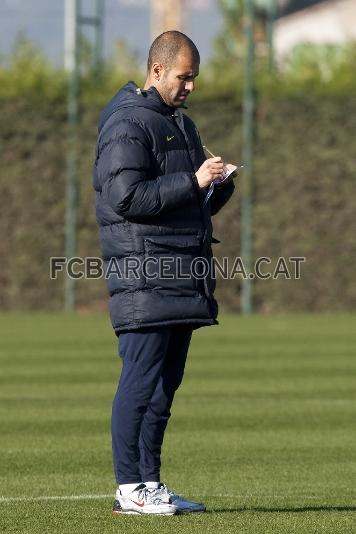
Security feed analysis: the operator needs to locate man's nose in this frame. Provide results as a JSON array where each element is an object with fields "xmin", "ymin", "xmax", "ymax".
[{"xmin": 185, "ymin": 80, "xmax": 194, "ymax": 93}]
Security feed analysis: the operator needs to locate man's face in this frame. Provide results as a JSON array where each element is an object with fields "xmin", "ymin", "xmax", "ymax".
[{"xmin": 158, "ymin": 51, "xmax": 199, "ymax": 108}]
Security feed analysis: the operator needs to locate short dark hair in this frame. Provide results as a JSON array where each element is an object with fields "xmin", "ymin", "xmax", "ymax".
[{"xmin": 147, "ymin": 31, "xmax": 200, "ymax": 72}]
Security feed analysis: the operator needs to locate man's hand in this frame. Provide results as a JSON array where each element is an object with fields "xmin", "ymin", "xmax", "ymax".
[{"xmin": 195, "ymin": 157, "xmax": 224, "ymax": 189}]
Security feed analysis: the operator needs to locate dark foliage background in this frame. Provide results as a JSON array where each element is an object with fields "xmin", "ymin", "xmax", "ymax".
[{"xmin": 1, "ymin": 42, "xmax": 356, "ymax": 312}]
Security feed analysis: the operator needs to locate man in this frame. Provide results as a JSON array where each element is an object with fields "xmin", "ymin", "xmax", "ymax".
[{"xmin": 93, "ymin": 31, "xmax": 235, "ymax": 515}]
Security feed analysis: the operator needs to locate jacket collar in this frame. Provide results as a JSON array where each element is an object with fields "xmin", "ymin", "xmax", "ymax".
[{"xmin": 98, "ymin": 80, "xmax": 187, "ymax": 132}]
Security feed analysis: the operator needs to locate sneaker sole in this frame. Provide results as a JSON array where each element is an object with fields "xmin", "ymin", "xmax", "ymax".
[
  {"xmin": 113, "ymin": 510, "xmax": 176, "ymax": 516},
  {"xmin": 113, "ymin": 506, "xmax": 177, "ymax": 516},
  {"xmin": 113, "ymin": 510, "xmax": 140, "ymax": 515},
  {"xmin": 112, "ymin": 497, "xmax": 177, "ymax": 516}
]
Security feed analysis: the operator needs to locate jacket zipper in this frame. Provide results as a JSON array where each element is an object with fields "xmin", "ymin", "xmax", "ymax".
[{"xmin": 170, "ymin": 112, "xmax": 215, "ymax": 309}]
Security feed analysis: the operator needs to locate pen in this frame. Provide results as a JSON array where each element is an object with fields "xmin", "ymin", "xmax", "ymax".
[
  {"xmin": 204, "ymin": 144, "xmax": 244, "ymax": 173},
  {"xmin": 202, "ymin": 145, "xmax": 216, "ymax": 158}
]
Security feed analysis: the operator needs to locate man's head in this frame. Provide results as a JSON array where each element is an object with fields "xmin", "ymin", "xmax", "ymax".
[{"xmin": 144, "ymin": 31, "xmax": 200, "ymax": 108}]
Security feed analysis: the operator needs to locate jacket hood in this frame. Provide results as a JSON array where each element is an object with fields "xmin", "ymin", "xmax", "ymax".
[{"xmin": 98, "ymin": 80, "xmax": 177, "ymax": 132}]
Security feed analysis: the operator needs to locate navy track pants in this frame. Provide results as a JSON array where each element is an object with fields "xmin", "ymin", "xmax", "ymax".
[{"xmin": 111, "ymin": 325, "xmax": 193, "ymax": 484}]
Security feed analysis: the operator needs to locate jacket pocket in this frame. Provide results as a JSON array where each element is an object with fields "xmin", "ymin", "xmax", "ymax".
[{"xmin": 143, "ymin": 235, "xmax": 201, "ymax": 296}]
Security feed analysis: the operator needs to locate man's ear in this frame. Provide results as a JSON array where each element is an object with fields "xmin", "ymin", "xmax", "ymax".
[{"xmin": 152, "ymin": 62, "xmax": 164, "ymax": 81}]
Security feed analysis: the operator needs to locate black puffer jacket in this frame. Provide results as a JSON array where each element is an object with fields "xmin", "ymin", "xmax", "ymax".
[{"xmin": 93, "ymin": 81, "xmax": 234, "ymax": 335}]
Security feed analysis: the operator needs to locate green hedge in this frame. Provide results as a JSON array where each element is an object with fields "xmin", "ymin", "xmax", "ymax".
[{"xmin": 1, "ymin": 77, "xmax": 356, "ymax": 312}]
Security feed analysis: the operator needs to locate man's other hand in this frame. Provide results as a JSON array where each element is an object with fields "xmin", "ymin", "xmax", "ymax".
[{"xmin": 195, "ymin": 157, "xmax": 224, "ymax": 189}]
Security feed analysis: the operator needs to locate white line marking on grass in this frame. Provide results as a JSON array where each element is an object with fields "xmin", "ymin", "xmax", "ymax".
[
  {"xmin": 0, "ymin": 494, "xmax": 113, "ymax": 503},
  {"xmin": 1, "ymin": 494, "xmax": 354, "ymax": 504}
]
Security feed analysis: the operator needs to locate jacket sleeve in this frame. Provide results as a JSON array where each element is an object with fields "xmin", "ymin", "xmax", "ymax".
[
  {"xmin": 210, "ymin": 180, "xmax": 235, "ymax": 216},
  {"xmin": 96, "ymin": 120, "xmax": 199, "ymax": 219}
]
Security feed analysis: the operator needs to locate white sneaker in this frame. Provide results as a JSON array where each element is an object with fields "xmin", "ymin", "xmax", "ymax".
[
  {"xmin": 156, "ymin": 483, "xmax": 206, "ymax": 513},
  {"xmin": 112, "ymin": 484, "xmax": 177, "ymax": 515}
]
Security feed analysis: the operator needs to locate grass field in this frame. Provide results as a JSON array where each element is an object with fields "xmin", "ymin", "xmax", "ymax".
[{"xmin": 0, "ymin": 312, "xmax": 355, "ymax": 533}]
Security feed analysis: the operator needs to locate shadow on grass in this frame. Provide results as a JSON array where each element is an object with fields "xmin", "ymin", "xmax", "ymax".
[{"xmin": 207, "ymin": 505, "xmax": 356, "ymax": 514}]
